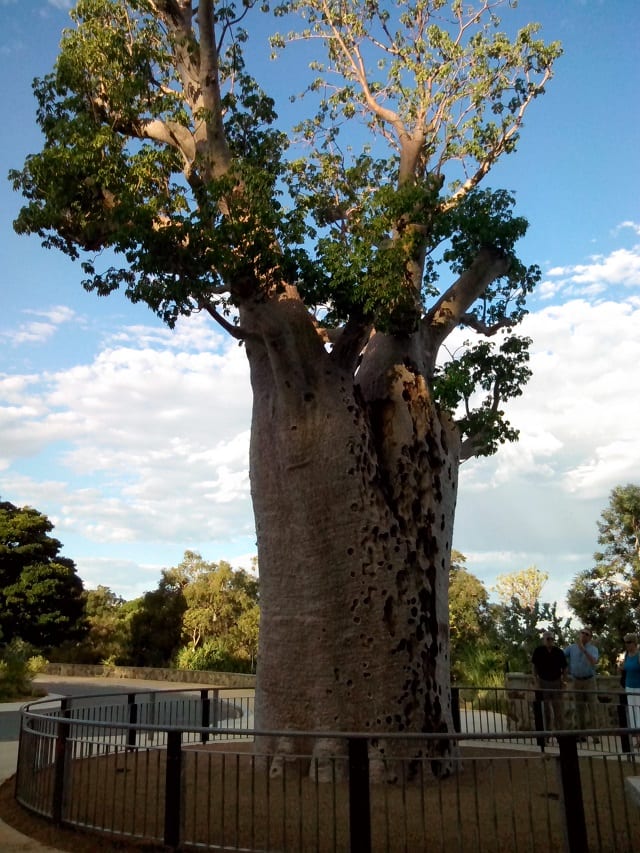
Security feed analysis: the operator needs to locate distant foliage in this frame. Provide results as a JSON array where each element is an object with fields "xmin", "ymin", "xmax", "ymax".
[
  {"xmin": 449, "ymin": 558, "xmax": 571, "ymax": 683},
  {"xmin": 172, "ymin": 551, "xmax": 259, "ymax": 673},
  {"xmin": 56, "ymin": 551, "xmax": 260, "ymax": 671},
  {"xmin": 126, "ymin": 576, "xmax": 187, "ymax": 667},
  {"xmin": 175, "ymin": 637, "xmax": 253, "ymax": 674},
  {"xmin": 568, "ymin": 483, "xmax": 640, "ymax": 670},
  {"xmin": 54, "ymin": 586, "xmax": 136, "ymax": 665}
]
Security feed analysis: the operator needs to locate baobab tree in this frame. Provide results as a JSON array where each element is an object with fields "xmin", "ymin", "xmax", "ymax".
[{"xmin": 11, "ymin": 0, "xmax": 561, "ymax": 768}]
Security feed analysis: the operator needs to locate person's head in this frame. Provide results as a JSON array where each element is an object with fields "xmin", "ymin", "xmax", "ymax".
[
  {"xmin": 543, "ymin": 631, "xmax": 555, "ymax": 645},
  {"xmin": 624, "ymin": 633, "xmax": 638, "ymax": 649},
  {"xmin": 580, "ymin": 628, "xmax": 593, "ymax": 643}
]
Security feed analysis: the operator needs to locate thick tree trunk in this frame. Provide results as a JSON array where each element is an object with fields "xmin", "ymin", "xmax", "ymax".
[{"xmin": 241, "ymin": 289, "xmax": 460, "ymax": 777}]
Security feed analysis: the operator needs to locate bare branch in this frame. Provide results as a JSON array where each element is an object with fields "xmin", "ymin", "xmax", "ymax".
[{"xmin": 195, "ymin": 1, "xmax": 233, "ymax": 178}]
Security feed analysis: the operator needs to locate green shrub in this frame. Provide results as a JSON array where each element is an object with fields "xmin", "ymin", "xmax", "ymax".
[
  {"xmin": 0, "ymin": 639, "xmax": 48, "ymax": 699},
  {"xmin": 453, "ymin": 646, "xmax": 507, "ymax": 687},
  {"xmin": 175, "ymin": 639, "xmax": 252, "ymax": 673}
]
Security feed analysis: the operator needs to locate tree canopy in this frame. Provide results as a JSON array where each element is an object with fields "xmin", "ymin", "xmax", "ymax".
[
  {"xmin": 71, "ymin": 552, "xmax": 260, "ymax": 670},
  {"xmin": 10, "ymin": 0, "xmax": 561, "ymax": 456},
  {"xmin": 174, "ymin": 551, "xmax": 259, "ymax": 664},
  {"xmin": 0, "ymin": 500, "xmax": 86, "ymax": 651},
  {"xmin": 568, "ymin": 484, "xmax": 640, "ymax": 669}
]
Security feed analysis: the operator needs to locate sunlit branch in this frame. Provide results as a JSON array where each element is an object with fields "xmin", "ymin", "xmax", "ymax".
[{"xmin": 197, "ymin": 297, "xmax": 251, "ymax": 341}]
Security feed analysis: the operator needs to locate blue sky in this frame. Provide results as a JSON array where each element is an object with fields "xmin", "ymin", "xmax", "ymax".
[{"xmin": 1, "ymin": 0, "xmax": 639, "ymax": 610}]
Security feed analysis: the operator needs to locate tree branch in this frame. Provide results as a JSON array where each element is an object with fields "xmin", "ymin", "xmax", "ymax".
[
  {"xmin": 328, "ymin": 312, "xmax": 373, "ymax": 373},
  {"xmin": 198, "ymin": 298, "xmax": 253, "ymax": 341},
  {"xmin": 459, "ymin": 380, "xmax": 501, "ymax": 462},
  {"xmin": 441, "ymin": 66, "xmax": 554, "ymax": 212},
  {"xmin": 459, "ymin": 313, "xmax": 514, "ymax": 336},
  {"xmin": 423, "ymin": 246, "xmax": 511, "ymax": 349},
  {"xmin": 195, "ymin": 0, "xmax": 233, "ymax": 179},
  {"xmin": 320, "ymin": 0, "xmax": 406, "ymax": 138}
]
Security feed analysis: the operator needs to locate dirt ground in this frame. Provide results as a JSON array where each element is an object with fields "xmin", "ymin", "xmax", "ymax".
[{"xmin": 1, "ymin": 744, "xmax": 640, "ymax": 852}]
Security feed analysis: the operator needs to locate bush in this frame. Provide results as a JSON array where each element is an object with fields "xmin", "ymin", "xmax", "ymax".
[
  {"xmin": 453, "ymin": 646, "xmax": 507, "ymax": 687},
  {"xmin": 174, "ymin": 639, "xmax": 253, "ymax": 673},
  {"xmin": 0, "ymin": 639, "xmax": 48, "ymax": 699}
]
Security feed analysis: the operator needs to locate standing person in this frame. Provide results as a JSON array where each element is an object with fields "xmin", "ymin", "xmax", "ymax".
[
  {"xmin": 532, "ymin": 631, "xmax": 567, "ymax": 733},
  {"xmin": 621, "ymin": 633, "xmax": 640, "ymax": 747},
  {"xmin": 564, "ymin": 627, "xmax": 599, "ymax": 742}
]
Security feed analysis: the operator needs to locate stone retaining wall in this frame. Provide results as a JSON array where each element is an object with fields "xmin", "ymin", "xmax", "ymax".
[{"xmin": 43, "ymin": 662, "xmax": 256, "ymax": 690}]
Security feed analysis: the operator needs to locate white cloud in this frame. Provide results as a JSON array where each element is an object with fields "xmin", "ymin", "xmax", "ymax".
[
  {"xmin": 618, "ymin": 221, "xmax": 640, "ymax": 237},
  {"xmin": 456, "ymin": 294, "xmax": 640, "ymax": 592},
  {"xmin": 2, "ymin": 305, "xmax": 80, "ymax": 346},
  {"xmin": 545, "ymin": 242, "xmax": 640, "ymax": 299},
  {"xmin": 75, "ymin": 556, "xmax": 165, "ymax": 601},
  {"xmin": 0, "ymin": 314, "xmax": 254, "ymax": 549}
]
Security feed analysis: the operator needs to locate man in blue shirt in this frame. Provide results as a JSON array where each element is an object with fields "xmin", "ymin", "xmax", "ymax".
[{"xmin": 564, "ymin": 627, "xmax": 599, "ymax": 742}]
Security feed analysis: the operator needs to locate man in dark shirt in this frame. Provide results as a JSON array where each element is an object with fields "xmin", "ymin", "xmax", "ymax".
[{"xmin": 532, "ymin": 631, "xmax": 567, "ymax": 732}]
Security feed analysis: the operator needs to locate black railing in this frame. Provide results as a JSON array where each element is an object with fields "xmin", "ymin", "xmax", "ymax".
[{"xmin": 15, "ymin": 686, "xmax": 640, "ymax": 852}]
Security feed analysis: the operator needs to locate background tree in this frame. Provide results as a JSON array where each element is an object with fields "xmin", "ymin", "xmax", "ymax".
[
  {"xmin": 67, "ymin": 586, "xmax": 132, "ymax": 664},
  {"xmin": 0, "ymin": 639, "xmax": 48, "ymax": 700},
  {"xmin": 176, "ymin": 551, "xmax": 260, "ymax": 671},
  {"xmin": 492, "ymin": 566, "xmax": 571, "ymax": 672},
  {"xmin": 0, "ymin": 500, "xmax": 86, "ymax": 652},
  {"xmin": 448, "ymin": 551, "xmax": 495, "ymax": 682},
  {"xmin": 10, "ymin": 0, "xmax": 561, "ymax": 759},
  {"xmin": 567, "ymin": 484, "xmax": 640, "ymax": 670},
  {"xmin": 493, "ymin": 566, "xmax": 548, "ymax": 611},
  {"xmin": 448, "ymin": 559, "xmax": 572, "ymax": 681},
  {"xmin": 126, "ymin": 571, "xmax": 187, "ymax": 667}
]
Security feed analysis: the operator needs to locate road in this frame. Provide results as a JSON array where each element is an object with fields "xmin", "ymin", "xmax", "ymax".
[{"xmin": 0, "ymin": 674, "xmax": 246, "ymax": 742}]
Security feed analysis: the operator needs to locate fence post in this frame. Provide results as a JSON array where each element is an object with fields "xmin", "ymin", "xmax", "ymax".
[
  {"xmin": 557, "ymin": 735, "xmax": 589, "ymax": 853},
  {"xmin": 201, "ymin": 689, "xmax": 210, "ymax": 743},
  {"xmin": 52, "ymin": 699, "xmax": 70, "ymax": 825},
  {"xmin": 164, "ymin": 730, "xmax": 182, "ymax": 849},
  {"xmin": 533, "ymin": 690, "xmax": 546, "ymax": 750},
  {"xmin": 617, "ymin": 692, "xmax": 631, "ymax": 754},
  {"xmin": 211, "ymin": 688, "xmax": 220, "ymax": 729},
  {"xmin": 14, "ymin": 710, "xmax": 26, "ymax": 798},
  {"xmin": 348, "ymin": 737, "xmax": 371, "ymax": 853},
  {"xmin": 127, "ymin": 693, "xmax": 137, "ymax": 750},
  {"xmin": 451, "ymin": 687, "xmax": 461, "ymax": 732}
]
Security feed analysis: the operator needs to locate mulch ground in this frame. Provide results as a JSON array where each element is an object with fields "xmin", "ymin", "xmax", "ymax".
[{"xmin": 1, "ymin": 742, "xmax": 640, "ymax": 852}]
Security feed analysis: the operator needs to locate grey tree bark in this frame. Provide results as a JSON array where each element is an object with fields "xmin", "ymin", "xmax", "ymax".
[{"xmin": 241, "ymin": 285, "xmax": 464, "ymax": 775}]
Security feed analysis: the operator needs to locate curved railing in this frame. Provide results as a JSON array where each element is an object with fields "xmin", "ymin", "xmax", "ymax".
[{"xmin": 14, "ymin": 685, "xmax": 640, "ymax": 852}]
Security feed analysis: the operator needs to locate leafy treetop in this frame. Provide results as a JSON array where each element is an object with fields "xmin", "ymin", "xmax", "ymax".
[
  {"xmin": 568, "ymin": 484, "xmax": 640, "ymax": 670},
  {"xmin": 0, "ymin": 500, "xmax": 86, "ymax": 650},
  {"xmin": 10, "ymin": 0, "xmax": 561, "ymax": 458}
]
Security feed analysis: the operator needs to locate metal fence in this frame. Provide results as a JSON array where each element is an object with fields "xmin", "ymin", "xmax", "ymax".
[{"xmin": 14, "ymin": 685, "xmax": 640, "ymax": 852}]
